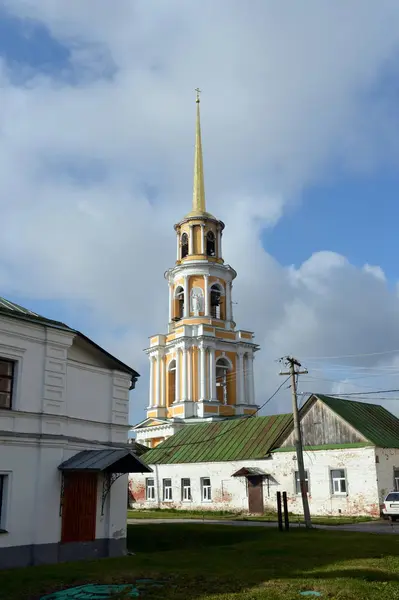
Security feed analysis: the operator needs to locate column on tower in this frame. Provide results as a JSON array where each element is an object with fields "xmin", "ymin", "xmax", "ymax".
[
  {"xmin": 199, "ymin": 343, "xmax": 207, "ymax": 401},
  {"xmin": 168, "ymin": 281, "xmax": 174, "ymax": 322},
  {"xmin": 182, "ymin": 343, "xmax": 188, "ymax": 401},
  {"xmin": 175, "ymin": 348, "xmax": 180, "ymax": 403},
  {"xmin": 149, "ymin": 356, "xmax": 155, "ymax": 407},
  {"xmin": 237, "ymin": 350, "xmax": 245, "ymax": 404},
  {"xmin": 160, "ymin": 350, "xmax": 166, "ymax": 407},
  {"xmin": 200, "ymin": 223, "xmax": 205, "ymax": 254},
  {"xmin": 226, "ymin": 281, "xmax": 232, "ymax": 321},
  {"xmin": 209, "ymin": 347, "xmax": 216, "ymax": 401},
  {"xmin": 189, "ymin": 225, "xmax": 194, "ymax": 254},
  {"xmin": 247, "ymin": 352, "xmax": 255, "ymax": 404},
  {"xmin": 203, "ymin": 275, "xmax": 209, "ymax": 316},
  {"xmin": 183, "ymin": 276, "xmax": 189, "ymax": 318},
  {"xmin": 187, "ymin": 344, "xmax": 192, "ymax": 402},
  {"xmin": 176, "ymin": 229, "xmax": 180, "ymax": 261},
  {"xmin": 217, "ymin": 227, "xmax": 222, "ymax": 258},
  {"xmin": 156, "ymin": 351, "xmax": 162, "ymax": 406}
]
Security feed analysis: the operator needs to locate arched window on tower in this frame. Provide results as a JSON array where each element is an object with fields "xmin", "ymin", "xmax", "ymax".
[
  {"xmin": 210, "ymin": 283, "xmax": 224, "ymax": 319},
  {"xmin": 174, "ymin": 286, "xmax": 184, "ymax": 320},
  {"xmin": 216, "ymin": 357, "xmax": 231, "ymax": 404},
  {"xmin": 206, "ymin": 231, "xmax": 216, "ymax": 257},
  {"xmin": 181, "ymin": 232, "xmax": 189, "ymax": 259},
  {"xmin": 167, "ymin": 359, "xmax": 176, "ymax": 407}
]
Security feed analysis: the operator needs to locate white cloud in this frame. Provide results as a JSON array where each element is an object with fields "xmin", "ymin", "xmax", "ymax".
[{"xmin": 0, "ymin": 1, "xmax": 399, "ymax": 421}]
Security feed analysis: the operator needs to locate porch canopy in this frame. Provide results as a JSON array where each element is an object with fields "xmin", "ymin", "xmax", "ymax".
[
  {"xmin": 232, "ymin": 467, "xmax": 269, "ymax": 478},
  {"xmin": 58, "ymin": 448, "xmax": 152, "ymax": 474}
]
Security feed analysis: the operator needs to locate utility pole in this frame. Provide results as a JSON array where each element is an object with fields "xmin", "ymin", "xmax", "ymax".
[{"xmin": 280, "ymin": 356, "xmax": 312, "ymax": 529}]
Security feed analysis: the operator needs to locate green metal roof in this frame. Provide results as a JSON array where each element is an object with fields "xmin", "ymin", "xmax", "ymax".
[
  {"xmin": 0, "ymin": 296, "xmax": 140, "ymax": 381},
  {"xmin": 143, "ymin": 414, "xmax": 293, "ymax": 465},
  {"xmin": 315, "ymin": 394, "xmax": 399, "ymax": 449}
]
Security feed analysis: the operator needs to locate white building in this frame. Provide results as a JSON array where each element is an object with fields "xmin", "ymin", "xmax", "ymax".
[
  {"xmin": 130, "ymin": 394, "xmax": 399, "ymax": 517},
  {"xmin": 0, "ymin": 297, "xmax": 151, "ymax": 569}
]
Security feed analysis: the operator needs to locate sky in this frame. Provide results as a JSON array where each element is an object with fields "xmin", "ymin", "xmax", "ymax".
[{"xmin": 1, "ymin": 1, "xmax": 399, "ymax": 425}]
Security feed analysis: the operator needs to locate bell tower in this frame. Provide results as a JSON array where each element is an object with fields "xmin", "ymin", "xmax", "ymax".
[{"xmin": 133, "ymin": 90, "xmax": 259, "ymax": 448}]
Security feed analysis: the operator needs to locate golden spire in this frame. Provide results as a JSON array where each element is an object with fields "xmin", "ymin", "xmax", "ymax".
[{"xmin": 192, "ymin": 87, "xmax": 206, "ymax": 214}]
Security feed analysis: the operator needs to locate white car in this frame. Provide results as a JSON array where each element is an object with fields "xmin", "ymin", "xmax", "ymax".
[{"xmin": 382, "ymin": 491, "xmax": 399, "ymax": 521}]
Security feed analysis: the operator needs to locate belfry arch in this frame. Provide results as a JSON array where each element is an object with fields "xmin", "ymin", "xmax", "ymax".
[{"xmin": 210, "ymin": 283, "xmax": 225, "ymax": 320}]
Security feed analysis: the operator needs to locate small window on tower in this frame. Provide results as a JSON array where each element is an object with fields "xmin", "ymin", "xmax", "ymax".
[
  {"xmin": 174, "ymin": 287, "xmax": 184, "ymax": 320},
  {"xmin": 210, "ymin": 284, "xmax": 224, "ymax": 319},
  {"xmin": 181, "ymin": 233, "xmax": 189, "ymax": 259},
  {"xmin": 216, "ymin": 357, "xmax": 230, "ymax": 404},
  {"xmin": 206, "ymin": 231, "xmax": 216, "ymax": 257}
]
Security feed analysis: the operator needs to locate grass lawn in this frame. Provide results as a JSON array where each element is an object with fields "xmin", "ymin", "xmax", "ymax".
[
  {"xmin": 1, "ymin": 523, "xmax": 399, "ymax": 600},
  {"xmin": 127, "ymin": 507, "xmax": 376, "ymax": 526}
]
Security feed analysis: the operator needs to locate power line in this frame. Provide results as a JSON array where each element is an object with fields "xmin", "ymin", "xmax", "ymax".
[
  {"xmin": 297, "ymin": 392, "xmax": 399, "ymax": 401},
  {"xmin": 318, "ymin": 388, "xmax": 399, "ymax": 397},
  {"xmin": 302, "ymin": 348, "xmax": 399, "ymax": 360},
  {"xmin": 152, "ymin": 375, "xmax": 291, "ymax": 453}
]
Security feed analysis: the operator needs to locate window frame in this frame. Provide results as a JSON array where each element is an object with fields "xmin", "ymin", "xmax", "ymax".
[
  {"xmin": 145, "ymin": 477, "xmax": 156, "ymax": 501},
  {"xmin": 294, "ymin": 470, "xmax": 310, "ymax": 495},
  {"xmin": 206, "ymin": 230, "xmax": 216, "ymax": 257},
  {"xmin": 175, "ymin": 286, "xmax": 185, "ymax": 319},
  {"xmin": 0, "ymin": 359, "xmax": 15, "ymax": 410},
  {"xmin": 215, "ymin": 357, "xmax": 230, "ymax": 404},
  {"xmin": 330, "ymin": 468, "xmax": 347, "ymax": 495},
  {"xmin": 201, "ymin": 477, "xmax": 212, "ymax": 502},
  {"xmin": 163, "ymin": 478, "xmax": 173, "ymax": 502},
  {"xmin": 181, "ymin": 232, "xmax": 189, "ymax": 259},
  {"xmin": 181, "ymin": 478, "xmax": 192, "ymax": 502},
  {"xmin": 210, "ymin": 285, "xmax": 222, "ymax": 319},
  {"xmin": 0, "ymin": 473, "xmax": 10, "ymax": 533}
]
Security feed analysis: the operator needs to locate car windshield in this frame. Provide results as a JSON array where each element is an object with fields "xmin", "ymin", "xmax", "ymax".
[{"xmin": 386, "ymin": 493, "xmax": 399, "ymax": 501}]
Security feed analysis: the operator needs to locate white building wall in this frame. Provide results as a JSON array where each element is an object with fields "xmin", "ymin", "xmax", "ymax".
[
  {"xmin": 375, "ymin": 447, "xmax": 399, "ymax": 502},
  {"xmin": 0, "ymin": 315, "xmax": 133, "ymax": 566},
  {"xmin": 130, "ymin": 446, "xmax": 380, "ymax": 517},
  {"xmin": 66, "ymin": 364, "xmax": 112, "ymax": 423},
  {"xmin": 0, "ymin": 316, "xmax": 132, "ymax": 442}
]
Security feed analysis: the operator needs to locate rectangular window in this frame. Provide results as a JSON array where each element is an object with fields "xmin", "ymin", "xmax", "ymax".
[
  {"xmin": 201, "ymin": 477, "xmax": 212, "ymax": 501},
  {"xmin": 295, "ymin": 470, "xmax": 309, "ymax": 495},
  {"xmin": 146, "ymin": 478, "xmax": 155, "ymax": 501},
  {"xmin": 163, "ymin": 478, "xmax": 172, "ymax": 501},
  {"xmin": 0, "ymin": 475, "xmax": 7, "ymax": 531},
  {"xmin": 181, "ymin": 478, "xmax": 191, "ymax": 501},
  {"xmin": 0, "ymin": 360, "xmax": 14, "ymax": 410},
  {"xmin": 394, "ymin": 469, "xmax": 399, "ymax": 492},
  {"xmin": 330, "ymin": 469, "xmax": 347, "ymax": 495}
]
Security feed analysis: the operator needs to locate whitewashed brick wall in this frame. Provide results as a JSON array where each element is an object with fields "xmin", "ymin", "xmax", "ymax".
[{"xmin": 130, "ymin": 446, "xmax": 381, "ymax": 516}]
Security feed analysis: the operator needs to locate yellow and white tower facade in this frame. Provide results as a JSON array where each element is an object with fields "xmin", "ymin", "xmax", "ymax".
[{"xmin": 133, "ymin": 92, "xmax": 259, "ymax": 448}]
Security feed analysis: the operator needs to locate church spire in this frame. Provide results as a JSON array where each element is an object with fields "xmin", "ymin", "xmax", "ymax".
[{"xmin": 192, "ymin": 88, "xmax": 206, "ymax": 214}]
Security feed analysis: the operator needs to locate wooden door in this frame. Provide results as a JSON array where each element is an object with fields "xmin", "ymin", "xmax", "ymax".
[
  {"xmin": 61, "ymin": 472, "xmax": 98, "ymax": 543},
  {"xmin": 247, "ymin": 476, "xmax": 264, "ymax": 514}
]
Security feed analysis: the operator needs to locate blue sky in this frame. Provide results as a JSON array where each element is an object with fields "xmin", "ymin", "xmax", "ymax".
[
  {"xmin": 1, "ymin": 2, "xmax": 399, "ymax": 422},
  {"xmin": 0, "ymin": 7, "xmax": 70, "ymax": 75},
  {"xmin": 266, "ymin": 171, "xmax": 399, "ymax": 283}
]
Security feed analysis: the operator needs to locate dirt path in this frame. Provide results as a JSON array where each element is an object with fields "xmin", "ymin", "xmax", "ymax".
[{"xmin": 127, "ymin": 517, "xmax": 399, "ymax": 534}]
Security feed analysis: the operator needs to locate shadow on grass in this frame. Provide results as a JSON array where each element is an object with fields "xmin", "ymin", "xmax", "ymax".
[{"xmin": 2, "ymin": 524, "xmax": 399, "ymax": 600}]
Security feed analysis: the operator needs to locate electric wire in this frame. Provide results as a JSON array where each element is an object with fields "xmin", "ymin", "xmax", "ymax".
[{"xmin": 151, "ymin": 376, "xmax": 291, "ymax": 453}]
